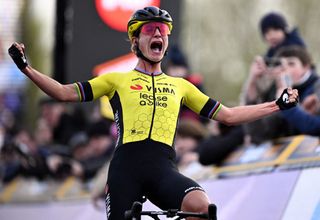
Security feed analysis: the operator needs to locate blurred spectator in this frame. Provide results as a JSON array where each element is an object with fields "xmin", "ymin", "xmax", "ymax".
[
  {"xmin": 165, "ymin": 44, "xmax": 207, "ymax": 123},
  {"xmin": 34, "ymin": 118, "xmax": 53, "ymax": 148},
  {"xmin": 76, "ymin": 119, "xmax": 114, "ymax": 180},
  {"xmin": 275, "ymin": 46, "xmax": 320, "ymax": 135},
  {"xmin": 241, "ymin": 12, "xmax": 307, "ymax": 144},
  {"xmin": 301, "ymin": 70, "xmax": 320, "ymax": 113},
  {"xmin": 260, "ymin": 12, "xmax": 305, "ymax": 58},
  {"xmin": 39, "ymin": 97, "xmax": 87, "ymax": 145},
  {"xmin": 198, "ymin": 123, "xmax": 244, "ymax": 165},
  {"xmin": 0, "ymin": 35, "xmax": 31, "ymax": 183},
  {"xmin": 0, "ymin": 35, "xmax": 27, "ymax": 127},
  {"xmin": 302, "ymin": 93, "xmax": 320, "ymax": 115},
  {"xmin": 166, "ymin": 45, "xmax": 204, "ymax": 90},
  {"xmin": 46, "ymin": 118, "xmax": 115, "ymax": 181},
  {"xmin": 175, "ymin": 119, "xmax": 208, "ymax": 168},
  {"xmin": 0, "ymin": 105, "xmax": 16, "ymax": 134},
  {"xmin": 46, "ymin": 154, "xmax": 84, "ymax": 180},
  {"xmin": 0, "ymin": 127, "xmax": 49, "ymax": 183},
  {"xmin": 165, "ymin": 45, "xmax": 245, "ymax": 165}
]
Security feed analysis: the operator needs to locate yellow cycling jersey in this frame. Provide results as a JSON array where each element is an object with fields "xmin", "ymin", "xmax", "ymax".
[{"xmin": 74, "ymin": 69, "xmax": 222, "ymax": 147}]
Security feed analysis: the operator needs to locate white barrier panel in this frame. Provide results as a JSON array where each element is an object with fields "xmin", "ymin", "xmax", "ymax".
[
  {"xmin": 282, "ymin": 167, "xmax": 320, "ymax": 220},
  {"xmin": 201, "ymin": 170, "xmax": 300, "ymax": 220}
]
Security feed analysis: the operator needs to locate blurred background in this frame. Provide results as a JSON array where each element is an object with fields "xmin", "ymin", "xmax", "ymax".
[{"xmin": 1, "ymin": 1, "xmax": 320, "ymax": 220}]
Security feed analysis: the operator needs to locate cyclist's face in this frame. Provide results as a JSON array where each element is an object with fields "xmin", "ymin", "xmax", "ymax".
[{"xmin": 135, "ymin": 22, "xmax": 169, "ymax": 62}]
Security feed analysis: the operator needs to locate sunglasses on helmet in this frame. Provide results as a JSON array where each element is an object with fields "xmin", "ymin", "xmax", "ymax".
[{"xmin": 141, "ymin": 22, "xmax": 171, "ymax": 37}]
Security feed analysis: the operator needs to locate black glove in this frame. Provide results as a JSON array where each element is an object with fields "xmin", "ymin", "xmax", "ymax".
[
  {"xmin": 8, "ymin": 43, "xmax": 28, "ymax": 70},
  {"xmin": 276, "ymin": 88, "xmax": 298, "ymax": 110}
]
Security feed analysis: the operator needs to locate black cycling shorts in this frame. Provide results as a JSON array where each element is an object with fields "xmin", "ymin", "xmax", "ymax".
[{"xmin": 105, "ymin": 139, "xmax": 204, "ymax": 220}]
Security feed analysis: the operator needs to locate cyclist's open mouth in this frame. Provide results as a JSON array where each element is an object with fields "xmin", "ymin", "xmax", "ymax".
[{"xmin": 150, "ymin": 41, "xmax": 163, "ymax": 53}]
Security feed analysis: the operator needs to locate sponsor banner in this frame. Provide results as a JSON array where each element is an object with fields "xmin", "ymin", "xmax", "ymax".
[
  {"xmin": 95, "ymin": 0, "xmax": 160, "ymax": 32},
  {"xmin": 282, "ymin": 167, "xmax": 320, "ymax": 220},
  {"xmin": 93, "ymin": 53, "xmax": 138, "ymax": 76}
]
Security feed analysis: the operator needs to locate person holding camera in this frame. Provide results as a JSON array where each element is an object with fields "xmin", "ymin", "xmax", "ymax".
[{"xmin": 241, "ymin": 12, "xmax": 307, "ymax": 144}]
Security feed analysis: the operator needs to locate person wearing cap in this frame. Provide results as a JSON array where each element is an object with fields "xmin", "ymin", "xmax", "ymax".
[
  {"xmin": 241, "ymin": 12, "xmax": 307, "ymax": 144},
  {"xmin": 8, "ymin": 6, "xmax": 298, "ymax": 220},
  {"xmin": 260, "ymin": 12, "xmax": 306, "ymax": 58}
]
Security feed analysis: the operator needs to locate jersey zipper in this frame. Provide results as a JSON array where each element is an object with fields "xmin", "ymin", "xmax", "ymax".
[{"xmin": 148, "ymin": 73, "xmax": 156, "ymax": 139}]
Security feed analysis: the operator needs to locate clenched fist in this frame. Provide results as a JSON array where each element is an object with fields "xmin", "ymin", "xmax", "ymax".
[
  {"xmin": 276, "ymin": 88, "xmax": 299, "ymax": 110},
  {"xmin": 8, "ymin": 42, "xmax": 28, "ymax": 70}
]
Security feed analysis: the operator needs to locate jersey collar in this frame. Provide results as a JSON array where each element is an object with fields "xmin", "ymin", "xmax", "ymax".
[{"xmin": 134, "ymin": 67, "xmax": 163, "ymax": 76}]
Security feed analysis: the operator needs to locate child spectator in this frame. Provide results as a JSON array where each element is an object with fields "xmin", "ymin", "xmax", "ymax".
[
  {"xmin": 241, "ymin": 12, "xmax": 307, "ymax": 143},
  {"xmin": 275, "ymin": 46, "xmax": 320, "ymax": 135}
]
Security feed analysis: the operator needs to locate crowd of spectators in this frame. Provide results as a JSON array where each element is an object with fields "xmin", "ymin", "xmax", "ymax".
[
  {"xmin": 241, "ymin": 12, "xmax": 320, "ymax": 142},
  {"xmin": 170, "ymin": 12, "xmax": 320, "ymax": 174},
  {"xmin": 0, "ymin": 98, "xmax": 115, "ymax": 184}
]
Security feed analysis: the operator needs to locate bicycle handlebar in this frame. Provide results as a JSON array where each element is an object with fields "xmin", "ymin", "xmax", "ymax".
[{"xmin": 125, "ymin": 201, "xmax": 217, "ymax": 220}]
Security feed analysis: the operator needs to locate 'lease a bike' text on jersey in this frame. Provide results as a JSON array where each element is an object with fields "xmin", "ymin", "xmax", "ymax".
[{"xmin": 74, "ymin": 69, "xmax": 221, "ymax": 147}]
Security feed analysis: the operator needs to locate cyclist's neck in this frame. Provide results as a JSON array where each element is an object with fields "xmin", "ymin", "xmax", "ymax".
[{"xmin": 135, "ymin": 60, "xmax": 162, "ymax": 76}]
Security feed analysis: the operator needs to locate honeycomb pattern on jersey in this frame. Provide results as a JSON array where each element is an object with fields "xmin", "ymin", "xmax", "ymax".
[
  {"xmin": 123, "ymin": 113, "xmax": 151, "ymax": 142},
  {"xmin": 152, "ymin": 108, "xmax": 177, "ymax": 144},
  {"xmin": 123, "ymin": 108, "xmax": 177, "ymax": 145}
]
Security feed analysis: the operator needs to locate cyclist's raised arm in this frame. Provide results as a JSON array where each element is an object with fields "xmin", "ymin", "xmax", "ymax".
[
  {"xmin": 214, "ymin": 88, "xmax": 299, "ymax": 125},
  {"xmin": 183, "ymin": 78, "xmax": 298, "ymax": 125},
  {"xmin": 9, "ymin": 42, "xmax": 80, "ymax": 102},
  {"xmin": 215, "ymin": 102, "xmax": 279, "ymax": 125},
  {"xmin": 23, "ymin": 66, "xmax": 79, "ymax": 102}
]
